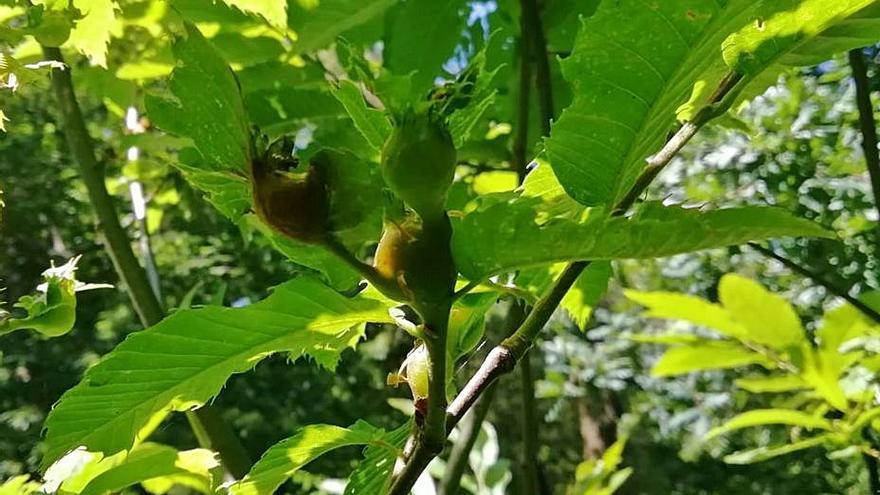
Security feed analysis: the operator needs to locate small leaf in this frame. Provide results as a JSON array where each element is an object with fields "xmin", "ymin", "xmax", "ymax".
[
  {"xmin": 561, "ymin": 261, "xmax": 612, "ymax": 329},
  {"xmin": 67, "ymin": 0, "xmax": 118, "ymax": 67},
  {"xmin": 345, "ymin": 421, "xmax": 411, "ymax": 495},
  {"xmin": 331, "ymin": 79, "xmax": 391, "ymax": 154},
  {"xmin": 652, "ymin": 342, "xmax": 769, "ymax": 377},
  {"xmin": 0, "ymin": 476, "xmax": 40, "ymax": 495},
  {"xmin": 735, "ymin": 375, "xmax": 808, "ymax": 393},
  {"xmin": 706, "ymin": 409, "xmax": 833, "ymax": 440},
  {"xmin": 723, "ymin": 435, "xmax": 831, "ymax": 464},
  {"xmin": 625, "ymin": 290, "xmax": 749, "ymax": 341},
  {"xmin": 718, "ymin": 274, "xmax": 806, "ymax": 350},
  {"xmin": 448, "ymin": 292, "xmax": 498, "ymax": 359},
  {"xmin": 49, "ymin": 443, "xmax": 218, "ymax": 495},
  {"xmin": 221, "ymin": 0, "xmax": 287, "ymax": 29},
  {"xmin": 799, "ymin": 344, "xmax": 851, "ymax": 411}
]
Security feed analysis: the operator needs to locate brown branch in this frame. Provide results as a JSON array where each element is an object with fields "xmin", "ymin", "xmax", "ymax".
[{"xmin": 42, "ymin": 46, "xmax": 253, "ymax": 478}]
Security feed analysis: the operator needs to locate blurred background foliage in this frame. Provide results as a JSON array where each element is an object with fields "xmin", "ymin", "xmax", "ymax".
[{"xmin": 1, "ymin": 0, "xmax": 879, "ymax": 493}]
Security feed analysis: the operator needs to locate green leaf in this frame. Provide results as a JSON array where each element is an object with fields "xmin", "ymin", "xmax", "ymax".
[
  {"xmin": 651, "ymin": 342, "xmax": 769, "ymax": 377},
  {"xmin": 545, "ymin": 0, "xmax": 878, "ymax": 206},
  {"xmin": 735, "ymin": 375, "xmax": 808, "ymax": 393},
  {"xmin": 722, "ymin": 0, "xmax": 877, "ymax": 76},
  {"xmin": 246, "ymin": 216, "xmax": 361, "ymax": 290},
  {"xmin": 625, "ymin": 290, "xmax": 750, "ymax": 341},
  {"xmin": 627, "ymin": 333, "xmax": 705, "ymax": 345},
  {"xmin": 799, "ymin": 344, "xmax": 852, "ymax": 411},
  {"xmin": 288, "ymin": 0, "xmax": 396, "ymax": 55},
  {"xmin": 718, "ymin": 274, "xmax": 805, "ymax": 350},
  {"xmin": 385, "ymin": 0, "xmax": 467, "ymax": 94},
  {"xmin": 0, "ymin": 476, "xmax": 40, "ymax": 495},
  {"xmin": 221, "ymin": 0, "xmax": 287, "ymax": 28},
  {"xmin": 722, "ymin": 434, "xmax": 831, "ymax": 464},
  {"xmin": 682, "ymin": 1, "xmax": 880, "ymax": 120},
  {"xmin": 452, "ymin": 198, "xmax": 833, "ymax": 280},
  {"xmin": 230, "ymin": 421, "xmax": 394, "ymax": 495},
  {"xmin": 49, "ymin": 443, "xmax": 217, "ymax": 495},
  {"xmin": 706, "ymin": 409, "xmax": 833, "ymax": 440},
  {"xmin": 545, "ymin": 0, "xmax": 721, "ymax": 206},
  {"xmin": 174, "ymin": 151, "xmax": 251, "ymax": 220},
  {"xmin": 331, "ymin": 79, "xmax": 391, "ymax": 154},
  {"xmin": 443, "ymin": 45, "xmax": 501, "ymax": 148},
  {"xmin": 769, "ymin": 3, "xmax": 880, "ymax": 67},
  {"xmin": 850, "ymin": 406, "xmax": 880, "ymax": 432},
  {"xmin": 561, "ymin": 261, "xmax": 612, "ymax": 329},
  {"xmin": 345, "ymin": 421, "xmax": 411, "ymax": 495},
  {"xmin": 449, "ymin": 292, "xmax": 498, "ymax": 360},
  {"xmin": 145, "ymin": 24, "xmax": 251, "ymax": 174},
  {"xmin": 67, "ymin": 0, "xmax": 118, "ymax": 67},
  {"xmin": 41, "ymin": 277, "xmax": 393, "ymax": 468}
]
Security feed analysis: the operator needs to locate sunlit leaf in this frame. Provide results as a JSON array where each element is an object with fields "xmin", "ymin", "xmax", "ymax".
[
  {"xmin": 230, "ymin": 421, "xmax": 394, "ymax": 495},
  {"xmin": 718, "ymin": 274, "xmax": 805, "ymax": 350},
  {"xmin": 287, "ymin": 0, "xmax": 396, "ymax": 55},
  {"xmin": 344, "ymin": 421, "xmax": 411, "ymax": 495},
  {"xmin": 651, "ymin": 342, "xmax": 769, "ymax": 377},
  {"xmin": 735, "ymin": 375, "xmax": 808, "ymax": 393},
  {"xmin": 723, "ymin": 435, "xmax": 832, "ymax": 464},
  {"xmin": 48, "ymin": 443, "xmax": 218, "ymax": 495},
  {"xmin": 67, "ymin": 0, "xmax": 118, "ymax": 67},
  {"xmin": 42, "ymin": 277, "xmax": 393, "ymax": 468},
  {"xmin": 221, "ymin": 0, "xmax": 287, "ymax": 29},
  {"xmin": 452, "ymin": 198, "xmax": 833, "ymax": 280},
  {"xmin": 706, "ymin": 409, "xmax": 833, "ymax": 440}
]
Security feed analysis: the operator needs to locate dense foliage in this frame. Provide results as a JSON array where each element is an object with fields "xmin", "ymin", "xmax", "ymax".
[{"xmin": 2, "ymin": 0, "xmax": 880, "ymax": 494}]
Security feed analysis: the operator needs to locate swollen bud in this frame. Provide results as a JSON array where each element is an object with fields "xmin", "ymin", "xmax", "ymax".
[
  {"xmin": 251, "ymin": 152, "xmax": 330, "ymax": 244},
  {"xmin": 381, "ymin": 109, "xmax": 456, "ymax": 218},
  {"xmin": 373, "ymin": 214, "xmax": 456, "ymax": 303},
  {"xmin": 404, "ymin": 344, "xmax": 430, "ymax": 400}
]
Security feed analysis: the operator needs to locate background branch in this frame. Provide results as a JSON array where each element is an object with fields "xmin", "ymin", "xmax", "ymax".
[
  {"xmin": 438, "ymin": 384, "xmax": 497, "ymax": 495},
  {"xmin": 848, "ymin": 49, "xmax": 880, "ymax": 227},
  {"xmin": 521, "ymin": 0, "xmax": 554, "ymax": 136},
  {"xmin": 42, "ymin": 46, "xmax": 253, "ymax": 479},
  {"xmin": 748, "ymin": 243, "xmax": 880, "ymax": 324}
]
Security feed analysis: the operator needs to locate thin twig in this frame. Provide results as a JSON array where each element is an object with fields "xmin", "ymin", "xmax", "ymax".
[
  {"xmin": 748, "ymin": 243, "xmax": 880, "ymax": 324},
  {"xmin": 42, "ymin": 46, "xmax": 253, "ymax": 478}
]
